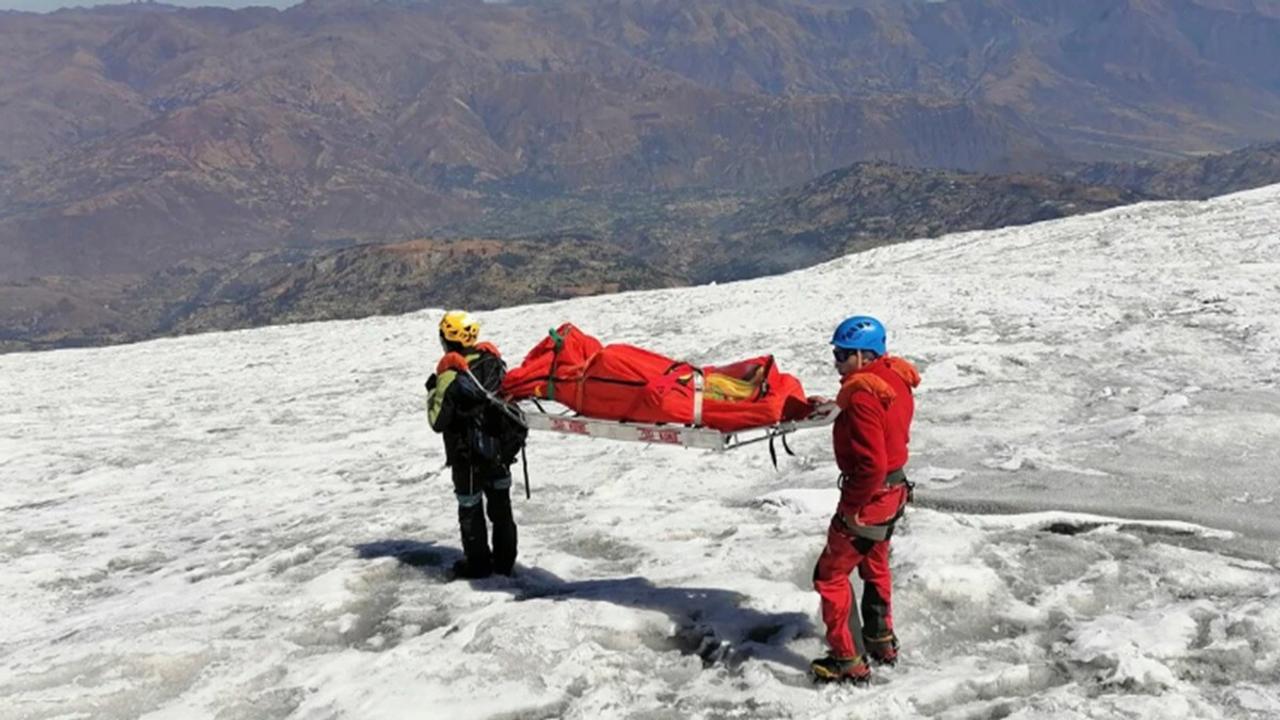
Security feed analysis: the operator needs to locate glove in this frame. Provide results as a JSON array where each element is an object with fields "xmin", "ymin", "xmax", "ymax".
[
  {"xmin": 426, "ymin": 374, "xmax": 438, "ymax": 391},
  {"xmin": 437, "ymin": 352, "xmax": 470, "ymax": 374}
]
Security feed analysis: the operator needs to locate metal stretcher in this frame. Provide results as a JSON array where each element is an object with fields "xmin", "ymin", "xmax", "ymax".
[{"xmin": 519, "ymin": 399, "xmax": 840, "ymax": 463}]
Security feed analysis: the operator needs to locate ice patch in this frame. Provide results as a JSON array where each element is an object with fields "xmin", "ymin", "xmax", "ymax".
[
  {"xmin": 1071, "ymin": 606, "xmax": 1200, "ymax": 661},
  {"xmin": 913, "ymin": 465, "xmax": 966, "ymax": 486},
  {"xmin": 981, "ymin": 448, "xmax": 1108, "ymax": 477},
  {"xmin": 918, "ymin": 354, "xmax": 1007, "ymax": 391},
  {"xmin": 1090, "ymin": 414, "xmax": 1148, "ymax": 439},
  {"xmin": 1142, "ymin": 393, "xmax": 1191, "ymax": 414},
  {"xmin": 753, "ymin": 488, "xmax": 839, "ymax": 517},
  {"xmin": 960, "ymin": 511, "xmax": 1234, "ymax": 540},
  {"xmin": 1069, "ymin": 606, "xmax": 1203, "ymax": 691},
  {"xmin": 1232, "ymin": 684, "xmax": 1280, "ymax": 715},
  {"xmin": 1230, "ymin": 492, "xmax": 1276, "ymax": 506}
]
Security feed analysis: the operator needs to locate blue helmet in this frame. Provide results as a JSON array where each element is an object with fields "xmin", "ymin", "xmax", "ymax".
[{"xmin": 831, "ymin": 315, "xmax": 886, "ymax": 356}]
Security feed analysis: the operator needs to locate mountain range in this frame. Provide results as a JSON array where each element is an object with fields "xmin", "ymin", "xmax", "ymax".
[
  {"xmin": 3, "ymin": 0, "xmax": 1280, "ymax": 281},
  {"xmin": 5, "ymin": 142, "xmax": 1279, "ymax": 353}
]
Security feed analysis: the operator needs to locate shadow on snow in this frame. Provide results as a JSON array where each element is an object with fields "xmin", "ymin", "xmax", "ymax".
[{"xmin": 354, "ymin": 538, "xmax": 816, "ymax": 673}]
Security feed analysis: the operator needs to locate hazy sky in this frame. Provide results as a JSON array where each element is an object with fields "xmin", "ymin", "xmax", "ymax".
[{"xmin": 2, "ymin": 0, "xmax": 298, "ymax": 11}]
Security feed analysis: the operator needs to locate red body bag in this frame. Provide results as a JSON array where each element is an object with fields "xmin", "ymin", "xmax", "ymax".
[{"xmin": 502, "ymin": 324, "xmax": 810, "ymax": 432}]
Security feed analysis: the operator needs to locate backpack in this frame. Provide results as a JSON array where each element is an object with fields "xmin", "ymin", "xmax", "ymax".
[{"xmin": 485, "ymin": 400, "xmax": 528, "ymax": 466}]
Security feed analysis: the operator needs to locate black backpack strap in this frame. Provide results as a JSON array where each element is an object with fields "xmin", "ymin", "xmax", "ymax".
[{"xmin": 521, "ymin": 445, "xmax": 530, "ymax": 499}]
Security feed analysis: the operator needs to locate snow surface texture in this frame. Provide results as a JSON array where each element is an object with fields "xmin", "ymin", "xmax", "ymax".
[{"xmin": 3, "ymin": 187, "xmax": 1280, "ymax": 719}]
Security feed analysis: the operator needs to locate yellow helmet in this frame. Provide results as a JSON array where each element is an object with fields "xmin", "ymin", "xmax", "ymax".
[{"xmin": 439, "ymin": 310, "xmax": 479, "ymax": 347}]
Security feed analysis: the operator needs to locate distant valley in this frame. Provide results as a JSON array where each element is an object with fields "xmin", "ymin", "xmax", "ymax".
[
  {"xmin": 4, "ymin": 142, "xmax": 1278, "ymax": 353},
  {"xmin": 3, "ymin": 0, "xmax": 1280, "ymax": 351},
  {"xmin": 4, "ymin": 0, "xmax": 1280, "ymax": 279}
]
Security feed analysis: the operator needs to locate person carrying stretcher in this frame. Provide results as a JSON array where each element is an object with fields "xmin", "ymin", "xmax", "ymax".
[
  {"xmin": 810, "ymin": 315, "xmax": 921, "ymax": 684},
  {"xmin": 426, "ymin": 311, "xmax": 519, "ymax": 580}
]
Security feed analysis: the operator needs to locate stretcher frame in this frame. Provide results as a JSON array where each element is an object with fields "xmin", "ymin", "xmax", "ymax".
[{"xmin": 519, "ymin": 399, "xmax": 839, "ymax": 453}]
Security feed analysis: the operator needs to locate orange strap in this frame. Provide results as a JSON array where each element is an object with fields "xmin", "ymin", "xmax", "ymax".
[{"xmin": 437, "ymin": 352, "xmax": 470, "ymax": 374}]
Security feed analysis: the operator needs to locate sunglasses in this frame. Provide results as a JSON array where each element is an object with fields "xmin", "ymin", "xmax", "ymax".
[{"xmin": 833, "ymin": 348, "xmax": 857, "ymax": 363}]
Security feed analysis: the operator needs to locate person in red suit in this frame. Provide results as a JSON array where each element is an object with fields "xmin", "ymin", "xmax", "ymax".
[{"xmin": 810, "ymin": 315, "xmax": 921, "ymax": 684}]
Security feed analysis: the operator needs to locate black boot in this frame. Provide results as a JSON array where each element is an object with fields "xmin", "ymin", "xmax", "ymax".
[
  {"xmin": 457, "ymin": 500, "xmax": 493, "ymax": 578},
  {"xmin": 450, "ymin": 558, "xmax": 493, "ymax": 580},
  {"xmin": 810, "ymin": 654, "xmax": 871, "ymax": 684},
  {"xmin": 486, "ymin": 486, "xmax": 518, "ymax": 576},
  {"xmin": 864, "ymin": 631, "xmax": 899, "ymax": 666}
]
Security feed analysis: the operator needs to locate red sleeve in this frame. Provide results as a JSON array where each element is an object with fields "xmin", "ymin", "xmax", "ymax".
[{"xmin": 840, "ymin": 392, "xmax": 888, "ymax": 510}]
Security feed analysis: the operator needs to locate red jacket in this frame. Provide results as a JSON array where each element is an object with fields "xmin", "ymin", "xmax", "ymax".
[{"xmin": 832, "ymin": 356, "xmax": 920, "ymax": 525}]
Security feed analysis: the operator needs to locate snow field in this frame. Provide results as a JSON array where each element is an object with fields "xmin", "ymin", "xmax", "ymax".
[{"xmin": 3, "ymin": 186, "xmax": 1280, "ymax": 718}]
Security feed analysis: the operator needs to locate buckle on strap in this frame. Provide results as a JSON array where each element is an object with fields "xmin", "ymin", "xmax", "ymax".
[
  {"xmin": 837, "ymin": 514, "xmax": 892, "ymax": 542},
  {"xmin": 838, "ymin": 467, "xmax": 907, "ymax": 490},
  {"xmin": 835, "ymin": 468, "xmax": 910, "ymax": 541}
]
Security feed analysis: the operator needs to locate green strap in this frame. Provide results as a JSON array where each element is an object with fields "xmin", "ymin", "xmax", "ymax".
[{"xmin": 546, "ymin": 327, "xmax": 564, "ymax": 402}]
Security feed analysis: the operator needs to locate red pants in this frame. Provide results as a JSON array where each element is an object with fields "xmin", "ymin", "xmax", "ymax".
[{"xmin": 813, "ymin": 520, "xmax": 894, "ymax": 658}]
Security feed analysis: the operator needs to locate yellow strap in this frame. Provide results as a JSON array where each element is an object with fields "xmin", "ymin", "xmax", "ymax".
[{"xmin": 428, "ymin": 370, "xmax": 457, "ymax": 427}]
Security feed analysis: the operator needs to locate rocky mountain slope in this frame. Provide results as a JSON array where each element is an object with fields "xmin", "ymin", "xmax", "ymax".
[
  {"xmin": 0, "ymin": 236, "xmax": 678, "ymax": 352},
  {"xmin": 4, "ymin": 0, "xmax": 1280, "ymax": 280},
  {"xmin": 0, "ymin": 160, "xmax": 1161, "ymax": 353},
  {"xmin": 1065, "ymin": 142, "xmax": 1280, "ymax": 200},
  {"xmin": 702, "ymin": 163, "xmax": 1142, "ymax": 280}
]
